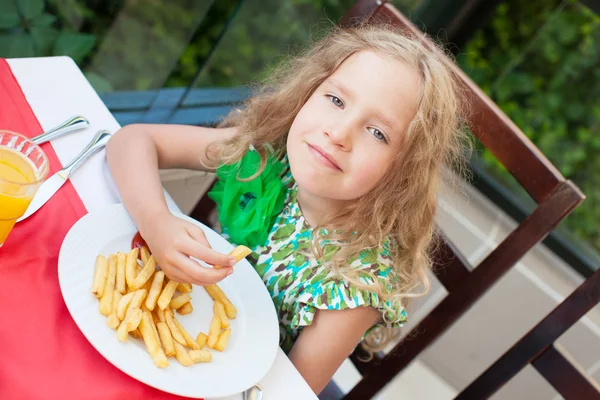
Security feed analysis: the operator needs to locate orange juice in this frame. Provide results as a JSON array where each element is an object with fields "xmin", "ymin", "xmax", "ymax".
[{"xmin": 0, "ymin": 147, "xmax": 38, "ymax": 244}]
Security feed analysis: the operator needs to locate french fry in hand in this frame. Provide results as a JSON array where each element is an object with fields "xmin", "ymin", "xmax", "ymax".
[
  {"xmin": 169, "ymin": 293, "xmax": 191, "ymax": 310},
  {"xmin": 213, "ymin": 329, "xmax": 231, "ymax": 352},
  {"xmin": 116, "ymin": 252, "xmax": 126, "ymax": 294},
  {"xmin": 139, "ymin": 311, "xmax": 168, "ymax": 368},
  {"xmin": 189, "ymin": 350, "xmax": 212, "ymax": 363},
  {"xmin": 204, "ymin": 285, "xmax": 237, "ymax": 319},
  {"xmin": 206, "ymin": 316, "xmax": 221, "ymax": 349},
  {"xmin": 117, "ymin": 308, "xmax": 143, "ymax": 342},
  {"xmin": 213, "ymin": 301, "xmax": 230, "ymax": 328},
  {"xmin": 172, "ymin": 317, "xmax": 200, "ymax": 350},
  {"xmin": 132, "ymin": 256, "xmax": 157, "ymax": 290},
  {"xmin": 196, "ymin": 332, "xmax": 208, "ymax": 349},
  {"xmin": 117, "ymin": 291, "xmax": 135, "ymax": 321},
  {"xmin": 157, "ymin": 280, "xmax": 179, "ymax": 310},
  {"xmin": 125, "ymin": 248, "xmax": 139, "ymax": 290},
  {"xmin": 165, "ymin": 308, "xmax": 187, "ymax": 346},
  {"xmin": 177, "ymin": 283, "xmax": 192, "ymax": 293},
  {"xmin": 213, "ymin": 245, "xmax": 252, "ymax": 269},
  {"xmin": 145, "ymin": 270, "xmax": 165, "ymax": 311},
  {"xmin": 107, "ymin": 290, "xmax": 123, "ymax": 329},
  {"xmin": 92, "ymin": 255, "xmax": 108, "ymax": 298},
  {"xmin": 157, "ymin": 322, "xmax": 175, "ymax": 357},
  {"xmin": 176, "ymin": 302, "xmax": 193, "ymax": 315},
  {"xmin": 99, "ymin": 255, "xmax": 118, "ymax": 316}
]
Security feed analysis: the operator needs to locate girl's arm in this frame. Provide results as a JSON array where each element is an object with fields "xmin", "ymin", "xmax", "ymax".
[
  {"xmin": 106, "ymin": 123, "xmax": 238, "ymax": 285},
  {"xmin": 288, "ymin": 306, "xmax": 381, "ymax": 395}
]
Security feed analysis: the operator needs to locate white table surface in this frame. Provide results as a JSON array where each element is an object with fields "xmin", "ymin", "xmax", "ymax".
[{"xmin": 7, "ymin": 56, "xmax": 317, "ymax": 400}]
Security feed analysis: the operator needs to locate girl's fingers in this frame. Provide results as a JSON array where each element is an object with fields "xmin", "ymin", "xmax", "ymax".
[
  {"xmin": 171, "ymin": 252, "xmax": 232, "ymax": 285},
  {"xmin": 179, "ymin": 234, "xmax": 235, "ymax": 268},
  {"xmin": 163, "ymin": 266, "xmax": 196, "ymax": 286}
]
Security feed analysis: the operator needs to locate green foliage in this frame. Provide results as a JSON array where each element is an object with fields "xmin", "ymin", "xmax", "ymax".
[
  {"xmin": 176, "ymin": 0, "xmax": 357, "ymax": 89},
  {"xmin": 458, "ymin": 0, "xmax": 600, "ymax": 249},
  {"xmin": 0, "ymin": 0, "xmax": 110, "ymax": 89}
]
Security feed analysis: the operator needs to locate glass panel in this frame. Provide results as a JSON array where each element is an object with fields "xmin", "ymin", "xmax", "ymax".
[
  {"xmin": 0, "ymin": 0, "xmax": 213, "ymax": 93},
  {"xmin": 457, "ymin": 0, "xmax": 600, "ymax": 256},
  {"xmin": 185, "ymin": 0, "xmax": 356, "ymax": 91}
]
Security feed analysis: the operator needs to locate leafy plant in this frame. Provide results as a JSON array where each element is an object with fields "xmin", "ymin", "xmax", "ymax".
[
  {"xmin": 0, "ymin": 0, "xmax": 113, "ymax": 90},
  {"xmin": 458, "ymin": 0, "xmax": 600, "ymax": 250}
]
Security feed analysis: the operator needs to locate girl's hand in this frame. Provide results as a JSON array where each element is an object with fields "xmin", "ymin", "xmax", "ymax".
[{"xmin": 141, "ymin": 212, "xmax": 237, "ymax": 285}]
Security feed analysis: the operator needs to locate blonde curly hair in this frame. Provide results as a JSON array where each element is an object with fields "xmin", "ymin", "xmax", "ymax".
[{"xmin": 207, "ymin": 23, "xmax": 470, "ymax": 357}]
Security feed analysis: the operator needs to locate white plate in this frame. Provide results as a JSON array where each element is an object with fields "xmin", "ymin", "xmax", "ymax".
[{"xmin": 58, "ymin": 203, "xmax": 279, "ymax": 398}]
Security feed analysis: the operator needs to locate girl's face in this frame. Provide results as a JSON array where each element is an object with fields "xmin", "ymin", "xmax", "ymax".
[{"xmin": 287, "ymin": 50, "xmax": 421, "ymax": 203}]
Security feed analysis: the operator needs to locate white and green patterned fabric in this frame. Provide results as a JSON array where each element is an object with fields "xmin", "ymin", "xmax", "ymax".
[{"xmin": 220, "ymin": 155, "xmax": 408, "ymax": 353}]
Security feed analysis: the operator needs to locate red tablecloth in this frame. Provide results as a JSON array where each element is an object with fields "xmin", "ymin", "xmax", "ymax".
[{"xmin": 0, "ymin": 59, "xmax": 195, "ymax": 400}]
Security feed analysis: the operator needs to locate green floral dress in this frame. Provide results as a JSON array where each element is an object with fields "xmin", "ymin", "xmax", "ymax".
[{"xmin": 210, "ymin": 151, "xmax": 408, "ymax": 353}]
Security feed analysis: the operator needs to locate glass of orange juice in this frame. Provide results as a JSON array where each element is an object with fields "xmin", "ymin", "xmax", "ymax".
[{"xmin": 0, "ymin": 130, "xmax": 49, "ymax": 247}]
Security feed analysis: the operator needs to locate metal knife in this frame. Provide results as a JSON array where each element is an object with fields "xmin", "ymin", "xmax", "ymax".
[
  {"xmin": 31, "ymin": 116, "xmax": 90, "ymax": 145},
  {"xmin": 17, "ymin": 129, "xmax": 112, "ymax": 222}
]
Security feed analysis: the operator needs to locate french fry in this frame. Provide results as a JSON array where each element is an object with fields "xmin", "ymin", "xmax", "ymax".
[
  {"xmin": 125, "ymin": 248, "xmax": 139, "ymax": 290},
  {"xmin": 196, "ymin": 332, "xmax": 208, "ymax": 349},
  {"xmin": 99, "ymin": 255, "xmax": 117, "ymax": 316},
  {"xmin": 141, "ymin": 246, "xmax": 151, "ymax": 266},
  {"xmin": 172, "ymin": 317, "xmax": 200, "ymax": 350},
  {"xmin": 165, "ymin": 308, "xmax": 187, "ymax": 346},
  {"xmin": 177, "ymin": 283, "xmax": 192, "ymax": 293},
  {"xmin": 117, "ymin": 291, "xmax": 135, "ymax": 321},
  {"xmin": 157, "ymin": 322, "xmax": 175, "ymax": 357},
  {"xmin": 130, "ymin": 329, "xmax": 142, "ymax": 339},
  {"xmin": 169, "ymin": 293, "xmax": 191, "ymax": 310},
  {"xmin": 139, "ymin": 311, "xmax": 168, "ymax": 368},
  {"xmin": 149, "ymin": 311, "xmax": 161, "ymax": 345},
  {"xmin": 155, "ymin": 307, "xmax": 166, "ymax": 323},
  {"xmin": 204, "ymin": 285, "xmax": 237, "ymax": 319},
  {"xmin": 189, "ymin": 350, "xmax": 212, "ymax": 363},
  {"xmin": 206, "ymin": 316, "xmax": 221, "ymax": 349},
  {"xmin": 145, "ymin": 270, "xmax": 165, "ymax": 311},
  {"xmin": 157, "ymin": 280, "xmax": 179, "ymax": 310},
  {"xmin": 92, "ymin": 255, "xmax": 108, "ymax": 297},
  {"xmin": 117, "ymin": 308, "xmax": 143, "ymax": 342},
  {"xmin": 107, "ymin": 290, "xmax": 123, "ymax": 329},
  {"xmin": 116, "ymin": 252, "xmax": 126, "ymax": 294},
  {"xmin": 213, "ymin": 329, "xmax": 231, "ymax": 352},
  {"xmin": 213, "ymin": 245, "xmax": 252, "ymax": 269},
  {"xmin": 117, "ymin": 321, "xmax": 128, "ymax": 341},
  {"xmin": 176, "ymin": 302, "xmax": 193, "ymax": 315},
  {"xmin": 132, "ymin": 256, "xmax": 157, "ymax": 290},
  {"xmin": 213, "ymin": 301, "xmax": 230, "ymax": 328},
  {"xmin": 125, "ymin": 289, "xmax": 148, "ymax": 319},
  {"xmin": 152, "ymin": 311, "xmax": 161, "ymax": 325},
  {"xmin": 173, "ymin": 341, "xmax": 193, "ymax": 366}
]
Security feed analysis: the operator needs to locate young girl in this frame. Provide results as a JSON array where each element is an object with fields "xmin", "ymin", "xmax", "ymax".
[{"xmin": 107, "ymin": 23, "xmax": 467, "ymax": 395}]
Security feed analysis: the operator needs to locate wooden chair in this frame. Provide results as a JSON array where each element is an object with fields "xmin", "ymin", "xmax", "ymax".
[
  {"xmin": 456, "ymin": 268, "xmax": 600, "ymax": 399},
  {"xmin": 189, "ymin": 1, "xmax": 586, "ymax": 398}
]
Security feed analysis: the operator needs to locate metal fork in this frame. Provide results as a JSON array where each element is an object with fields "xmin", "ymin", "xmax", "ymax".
[
  {"xmin": 31, "ymin": 116, "xmax": 89, "ymax": 145},
  {"xmin": 243, "ymin": 384, "xmax": 263, "ymax": 400}
]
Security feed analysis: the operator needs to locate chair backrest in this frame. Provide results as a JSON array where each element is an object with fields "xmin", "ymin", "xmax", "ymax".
[
  {"xmin": 456, "ymin": 268, "xmax": 600, "ymax": 400},
  {"xmin": 189, "ymin": 1, "xmax": 586, "ymax": 398},
  {"xmin": 338, "ymin": 1, "xmax": 586, "ymax": 399}
]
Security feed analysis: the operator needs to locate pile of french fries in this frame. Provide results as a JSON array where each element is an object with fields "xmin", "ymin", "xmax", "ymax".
[{"xmin": 91, "ymin": 244, "xmax": 251, "ymax": 368}]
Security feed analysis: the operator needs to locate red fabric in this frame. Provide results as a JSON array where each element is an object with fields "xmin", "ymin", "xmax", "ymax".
[{"xmin": 0, "ymin": 60, "xmax": 195, "ymax": 400}]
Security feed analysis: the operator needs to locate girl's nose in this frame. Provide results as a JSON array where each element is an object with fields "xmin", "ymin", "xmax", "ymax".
[{"xmin": 324, "ymin": 120, "xmax": 354, "ymax": 151}]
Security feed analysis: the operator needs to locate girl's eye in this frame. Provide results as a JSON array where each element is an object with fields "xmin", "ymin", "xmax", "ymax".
[
  {"xmin": 369, "ymin": 127, "xmax": 388, "ymax": 144},
  {"xmin": 328, "ymin": 95, "xmax": 344, "ymax": 109}
]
